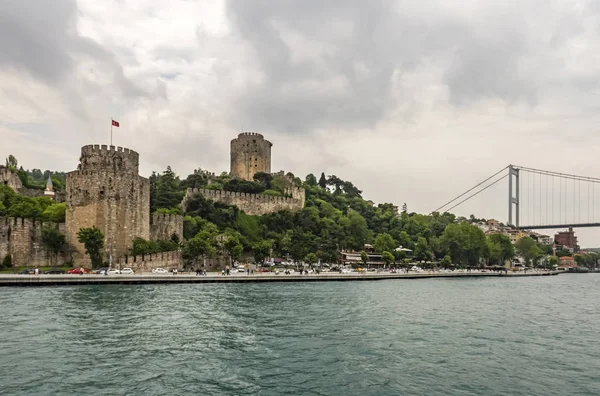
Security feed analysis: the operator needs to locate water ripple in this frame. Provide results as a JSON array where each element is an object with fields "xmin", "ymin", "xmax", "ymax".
[{"xmin": 0, "ymin": 275, "xmax": 599, "ymax": 395}]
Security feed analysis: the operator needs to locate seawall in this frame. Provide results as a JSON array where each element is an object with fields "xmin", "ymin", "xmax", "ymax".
[{"xmin": 0, "ymin": 271, "xmax": 559, "ymax": 287}]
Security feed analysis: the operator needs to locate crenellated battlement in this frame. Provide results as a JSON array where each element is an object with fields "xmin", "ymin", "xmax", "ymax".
[
  {"xmin": 235, "ymin": 132, "xmax": 265, "ymax": 139},
  {"xmin": 81, "ymin": 144, "xmax": 138, "ymax": 156},
  {"xmin": 114, "ymin": 250, "xmax": 182, "ymax": 271},
  {"xmin": 0, "ymin": 216, "xmax": 67, "ymax": 267},
  {"xmin": 181, "ymin": 186, "xmax": 305, "ymax": 216},
  {"xmin": 78, "ymin": 144, "xmax": 139, "ymax": 174},
  {"xmin": 151, "ymin": 213, "xmax": 184, "ymax": 242}
]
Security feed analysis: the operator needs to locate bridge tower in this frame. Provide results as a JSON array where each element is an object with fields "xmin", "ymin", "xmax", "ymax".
[{"xmin": 508, "ymin": 165, "xmax": 520, "ymax": 227}]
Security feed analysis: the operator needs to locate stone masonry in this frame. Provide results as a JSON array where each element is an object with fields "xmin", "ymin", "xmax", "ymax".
[
  {"xmin": 182, "ymin": 186, "xmax": 305, "ymax": 216},
  {"xmin": 150, "ymin": 213, "xmax": 184, "ymax": 242},
  {"xmin": 0, "ymin": 217, "xmax": 68, "ymax": 267},
  {"xmin": 65, "ymin": 145, "xmax": 150, "ymax": 266},
  {"xmin": 230, "ymin": 132, "xmax": 272, "ymax": 181},
  {"xmin": 0, "ymin": 167, "xmax": 23, "ymax": 192}
]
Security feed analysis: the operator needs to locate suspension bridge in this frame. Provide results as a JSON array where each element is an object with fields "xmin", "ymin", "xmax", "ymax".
[{"xmin": 433, "ymin": 165, "xmax": 600, "ymax": 230}]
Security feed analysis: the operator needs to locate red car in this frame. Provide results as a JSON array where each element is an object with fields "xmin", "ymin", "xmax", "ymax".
[{"xmin": 67, "ymin": 268, "xmax": 89, "ymax": 274}]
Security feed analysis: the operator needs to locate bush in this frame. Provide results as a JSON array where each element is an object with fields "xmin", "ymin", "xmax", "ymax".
[
  {"xmin": 1, "ymin": 255, "xmax": 11, "ymax": 269},
  {"xmin": 223, "ymin": 179, "xmax": 265, "ymax": 194},
  {"xmin": 154, "ymin": 207, "xmax": 181, "ymax": 215},
  {"xmin": 262, "ymin": 189, "xmax": 282, "ymax": 196}
]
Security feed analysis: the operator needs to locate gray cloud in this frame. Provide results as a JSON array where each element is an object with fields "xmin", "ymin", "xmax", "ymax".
[
  {"xmin": 224, "ymin": 0, "xmax": 546, "ymax": 133},
  {"xmin": 0, "ymin": 0, "xmax": 147, "ymax": 103}
]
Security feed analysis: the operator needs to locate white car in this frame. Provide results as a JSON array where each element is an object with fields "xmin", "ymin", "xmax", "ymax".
[
  {"xmin": 120, "ymin": 268, "xmax": 134, "ymax": 275},
  {"xmin": 107, "ymin": 269, "xmax": 120, "ymax": 275},
  {"xmin": 152, "ymin": 268, "xmax": 168, "ymax": 274}
]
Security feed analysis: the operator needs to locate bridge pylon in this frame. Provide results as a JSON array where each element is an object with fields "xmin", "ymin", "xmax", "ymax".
[{"xmin": 508, "ymin": 165, "xmax": 520, "ymax": 227}]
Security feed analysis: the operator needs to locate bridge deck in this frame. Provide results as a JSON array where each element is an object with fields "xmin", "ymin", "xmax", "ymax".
[{"xmin": 517, "ymin": 223, "xmax": 600, "ymax": 229}]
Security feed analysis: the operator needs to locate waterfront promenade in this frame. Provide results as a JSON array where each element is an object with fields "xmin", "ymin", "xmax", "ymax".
[{"xmin": 0, "ymin": 270, "xmax": 559, "ymax": 286}]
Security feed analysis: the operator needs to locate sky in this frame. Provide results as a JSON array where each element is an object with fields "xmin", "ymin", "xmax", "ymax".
[{"xmin": 2, "ymin": 0, "xmax": 600, "ymax": 246}]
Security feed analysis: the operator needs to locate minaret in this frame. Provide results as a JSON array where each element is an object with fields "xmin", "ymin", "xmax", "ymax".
[{"xmin": 44, "ymin": 175, "xmax": 55, "ymax": 200}]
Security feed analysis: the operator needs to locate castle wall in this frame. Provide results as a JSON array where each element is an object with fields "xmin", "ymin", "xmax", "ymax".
[
  {"xmin": 182, "ymin": 187, "xmax": 305, "ymax": 216},
  {"xmin": 0, "ymin": 167, "xmax": 23, "ymax": 192},
  {"xmin": 230, "ymin": 132, "xmax": 272, "ymax": 181},
  {"xmin": 114, "ymin": 251, "xmax": 182, "ymax": 271},
  {"xmin": 66, "ymin": 145, "xmax": 150, "ymax": 267},
  {"xmin": 151, "ymin": 213, "xmax": 184, "ymax": 241},
  {"xmin": 0, "ymin": 217, "xmax": 68, "ymax": 267}
]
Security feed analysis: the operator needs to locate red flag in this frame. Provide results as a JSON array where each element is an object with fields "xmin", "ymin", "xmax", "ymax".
[{"xmin": 112, "ymin": 119, "xmax": 120, "ymax": 127}]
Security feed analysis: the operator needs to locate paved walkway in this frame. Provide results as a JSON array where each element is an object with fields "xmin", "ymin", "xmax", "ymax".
[{"xmin": 0, "ymin": 270, "xmax": 559, "ymax": 286}]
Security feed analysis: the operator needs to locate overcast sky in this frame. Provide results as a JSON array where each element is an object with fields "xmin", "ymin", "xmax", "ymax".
[{"xmin": 2, "ymin": 0, "xmax": 600, "ymax": 246}]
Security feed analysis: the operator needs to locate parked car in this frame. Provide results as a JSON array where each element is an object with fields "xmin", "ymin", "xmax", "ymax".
[
  {"xmin": 152, "ymin": 268, "xmax": 168, "ymax": 274},
  {"xmin": 107, "ymin": 269, "xmax": 120, "ymax": 275},
  {"xmin": 44, "ymin": 269, "xmax": 66, "ymax": 274},
  {"xmin": 95, "ymin": 267, "xmax": 108, "ymax": 275},
  {"xmin": 18, "ymin": 269, "xmax": 33, "ymax": 274},
  {"xmin": 120, "ymin": 268, "xmax": 134, "ymax": 275},
  {"xmin": 67, "ymin": 268, "xmax": 88, "ymax": 274}
]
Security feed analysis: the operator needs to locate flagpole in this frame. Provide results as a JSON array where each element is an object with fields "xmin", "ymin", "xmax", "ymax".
[{"xmin": 110, "ymin": 118, "xmax": 113, "ymax": 146}]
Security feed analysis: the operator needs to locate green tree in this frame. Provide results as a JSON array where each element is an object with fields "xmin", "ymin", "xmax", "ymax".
[
  {"xmin": 360, "ymin": 250, "xmax": 369, "ymax": 268},
  {"xmin": 574, "ymin": 254, "xmax": 585, "ymax": 266},
  {"xmin": 304, "ymin": 252, "xmax": 318, "ymax": 267},
  {"xmin": 152, "ymin": 166, "xmax": 185, "ymax": 211},
  {"xmin": 413, "ymin": 236, "xmax": 431, "ymax": 262},
  {"xmin": 154, "ymin": 207, "xmax": 182, "ymax": 215},
  {"xmin": 41, "ymin": 225, "xmax": 66, "ymax": 266},
  {"xmin": 487, "ymin": 233, "xmax": 514, "ymax": 265},
  {"xmin": 318, "ymin": 172, "xmax": 327, "ymax": 189},
  {"xmin": 305, "ymin": 173, "xmax": 317, "ymax": 187},
  {"xmin": 374, "ymin": 233, "xmax": 396, "ymax": 254},
  {"xmin": 515, "ymin": 237, "xmax": 541, "ymax": 266},
  {"xmin": 130, "ymin": 237, "xmax": 157, "ymax": 256},
  {"xmin": 253, "ymin": 240, "xmax": 272, "ymax": 265},
  {"xmin": 382, "ymin": 251, "xmax": 394, "ymax": 267},
  {"xmin": 441, "ymin": 223, "xmax": 486, "ymax": 266},
  {"xmin": 5, "ymin": 155, "xmax": 18, "ymax": 169},
  {"xmin": 183, "ymin": 235, "xmax": 216, "ymax": 267},
  {"xmin": 76, "ymin": 227, "xmax": 105, "ymax": 268},
  {"xmin": 548, "ymin": 255, "xmax": 558, "ymax": 267},
  {"xmin": 253, "ymin": 172, "xmax": 273, "ymax": 189},
  {"xmin": 441, "ymin": 254, "xmax": 452, "ymax": 267},
  {"xmin": 42, "ymin": 203, "xmax": 66, "ymax": 222},
  {"xmin": 221, "ymin": 230, "xmax": 244, "ymax": 265}
]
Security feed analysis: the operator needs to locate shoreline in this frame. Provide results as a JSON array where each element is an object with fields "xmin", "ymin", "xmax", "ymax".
[{"xmin": 0, "ymin": 270, "xmax": 560, "ymax": 287}]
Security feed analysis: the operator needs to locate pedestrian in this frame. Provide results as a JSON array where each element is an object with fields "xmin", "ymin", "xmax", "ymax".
[
  {"xmin": 33, "ymin": 266, "xmax": 38, "ymax": 275},
  {"xmin": 80, "ymin": 267, "xmax": 84, "ymax": 275}
]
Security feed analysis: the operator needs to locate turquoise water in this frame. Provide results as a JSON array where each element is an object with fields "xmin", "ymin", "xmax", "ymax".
[{"xmin": 0, "ymin": 275, "xmax": 599, "ymax": 395}]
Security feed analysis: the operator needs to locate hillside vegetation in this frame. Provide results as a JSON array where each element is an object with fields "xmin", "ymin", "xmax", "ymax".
[{"xmin": 5, "ymin": 152, "xmax": 592, "ymax": 268}]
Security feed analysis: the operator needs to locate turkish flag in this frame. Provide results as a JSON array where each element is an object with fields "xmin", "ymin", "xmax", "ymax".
[{"xmin": 112, "ymin": 119, "xmax": 120, "ymax": 127}]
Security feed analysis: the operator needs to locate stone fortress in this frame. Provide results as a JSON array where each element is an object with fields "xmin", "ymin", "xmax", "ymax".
[
  {"xmin": 183, "ymin": 132, "xmax": 305, "ymax": 216},
  {"xmin": 230, "ymin": 132, "xmax": 272, "ymax": 180},
  {"xmin": 65, "ymin": 145, "xmax": 152, "ymax": 265},
  {"xmin": 0, "ymin": 133, "xmax": 304, "ymax": 268}
]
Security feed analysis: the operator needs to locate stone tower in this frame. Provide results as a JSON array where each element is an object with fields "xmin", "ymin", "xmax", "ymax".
[
  {"xmin": 65, "ymin": 145, "xmax": 150, "ymax": 266},
  {"xmin": 230, "ymin": 132, "xmax": 272, "ymax": 181}
]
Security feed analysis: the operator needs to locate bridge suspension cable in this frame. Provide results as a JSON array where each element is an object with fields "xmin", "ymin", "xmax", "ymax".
[{"xmin": 431, "ymin": 166, "xmax": 508, "ymax": 214}]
